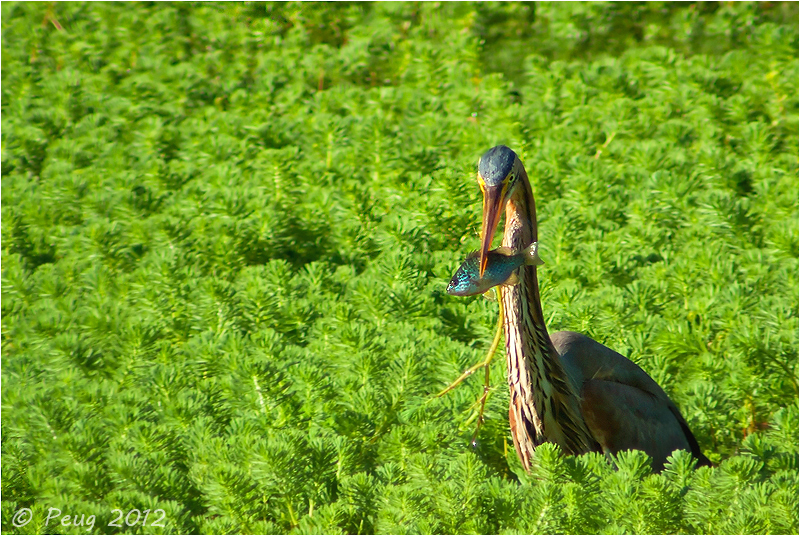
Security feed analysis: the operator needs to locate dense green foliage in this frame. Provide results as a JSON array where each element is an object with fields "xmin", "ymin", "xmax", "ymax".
[{"xmin": 2, "ymin": 2, "xmax": 798, "ymax": 534}]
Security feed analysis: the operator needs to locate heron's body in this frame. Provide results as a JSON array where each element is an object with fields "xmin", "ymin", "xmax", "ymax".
[{"xmin": 475, "ymin": 145, "xmax": 710, "ymax": 472}]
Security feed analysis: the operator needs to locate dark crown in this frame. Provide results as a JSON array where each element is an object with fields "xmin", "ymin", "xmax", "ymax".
[{"xmin": 478, "ymin": 145, "xmax": 517, "ymax": 187}]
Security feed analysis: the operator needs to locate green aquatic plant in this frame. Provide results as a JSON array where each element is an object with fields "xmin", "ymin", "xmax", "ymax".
[{"xmin": 2, "ymin": 2, "xmax": 797, "ymax": 534}]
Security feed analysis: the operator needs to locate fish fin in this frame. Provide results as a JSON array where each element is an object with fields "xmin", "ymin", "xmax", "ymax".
[
  {"xmin": 495, "ymin": 246, "xmax": 515, "ymax": 256},
  {"xmin": 482, "ymin": 290, "xmax": 497, "ymax": 301},
  {"xmin": 502, "ymin": 271, "xmax": 520, "ymax": 286},
  {"xmin": 523, "ymin": 241, "xmax": 544, "ymax": 266}
]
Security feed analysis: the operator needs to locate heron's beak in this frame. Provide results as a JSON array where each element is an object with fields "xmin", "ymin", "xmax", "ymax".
[{"xmin": 479, "ymin": 181, "xmax": 504, "ymax": 277}]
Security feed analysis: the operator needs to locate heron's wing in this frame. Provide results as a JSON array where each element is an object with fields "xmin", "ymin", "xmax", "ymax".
[
  {"xmin": 579, "ymin": 379, "xmax": 691, "ymax": 471},
  {"xmin": 551, "ymin": 330, "xmax": 711, "ymax": 469},
  {"xmin": 551, "ymin": 331, "xmax": 667, "ymax": 399}
]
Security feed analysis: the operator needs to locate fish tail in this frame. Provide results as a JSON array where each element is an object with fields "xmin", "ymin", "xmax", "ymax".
[{"xmin": 523, "ymin": 241, "xmax": 544, "ymax": 266}]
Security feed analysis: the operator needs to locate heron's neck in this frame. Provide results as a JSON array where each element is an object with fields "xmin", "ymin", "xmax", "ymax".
[
  {"xmin": 501, "ymin": 180, "xmax": 549, "ymax": 339},
  {"xmin": 499, "ymin": 175, "xmax": 592, "ymax": 467},
  {"xmin": 501, "ymin": 178, "xmax": 552, "ymax": 355}
]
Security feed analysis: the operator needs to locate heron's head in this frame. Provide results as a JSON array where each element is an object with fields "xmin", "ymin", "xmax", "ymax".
[{"xmin": 477, "ymin": 145, "xmax": 522, "ymax": 276}]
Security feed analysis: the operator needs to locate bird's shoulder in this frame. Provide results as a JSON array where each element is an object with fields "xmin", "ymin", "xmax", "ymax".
[{"xmin": 550, "ymin": 330, "xmax": 669, "ymax": 402}]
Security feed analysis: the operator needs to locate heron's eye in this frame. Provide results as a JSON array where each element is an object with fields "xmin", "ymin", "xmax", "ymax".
[{"xmin": 504, "ymin": 173, "xmax": 516, "ymax": 196}]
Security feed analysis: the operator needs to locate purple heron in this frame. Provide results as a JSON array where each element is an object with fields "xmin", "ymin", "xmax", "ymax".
[{"xmin": 475, "ymin": 145, "xmax": 711, "ymax": 472}]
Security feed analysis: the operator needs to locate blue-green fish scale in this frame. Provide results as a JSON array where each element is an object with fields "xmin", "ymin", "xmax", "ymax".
[{"xmin": 446, "ymin": 250, "xmax": 524, "ymax": 296}]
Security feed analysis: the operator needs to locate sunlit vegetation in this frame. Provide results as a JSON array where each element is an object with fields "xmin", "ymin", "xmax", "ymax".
[{"xmin": 2, "ymin": 2, "xmax": 797, "ymax": 533}]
